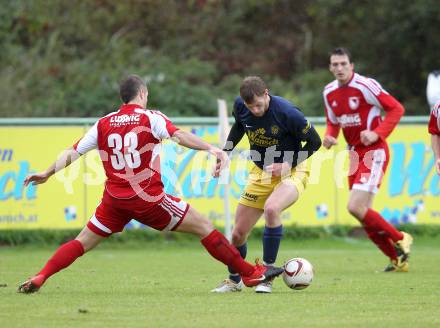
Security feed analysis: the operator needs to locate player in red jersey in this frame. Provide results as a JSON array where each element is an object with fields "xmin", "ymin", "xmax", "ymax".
[
  {"xmin": 17, "ymin": 75, "xmax": 284, "ymax": 293},
  {"xmin": 322, "ymin": 48, "xmax": 413, "ymax": 272},
  {"xmin": 429, "ymin": 101, "xmax": 440, "ymax": 175}
]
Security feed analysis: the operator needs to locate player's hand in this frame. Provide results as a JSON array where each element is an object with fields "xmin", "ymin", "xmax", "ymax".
[
  {"xmin": 265, "ymin": 162, "xmax": 291, "ymax": 177},
  {"xmin": 212, "ymin": 158, "xmax": 223, "ymax": 178},
  {"xmin": 209, "ymin": 147, "xmax": 229, "ymax": 177},
  {"xmin": 323, "ymin": 135, "xmax": 338, "ymax": 149},
  {"xmin": 24, "ymin": 171, "xmax": 50, "ymax": 186},
  {"xmin": 360, "ymin": 130, "xmax": 379, "ymax": 146},
  {"xmin": 436, "ymin": 158, "xmax": 440, "ymax": 176}
]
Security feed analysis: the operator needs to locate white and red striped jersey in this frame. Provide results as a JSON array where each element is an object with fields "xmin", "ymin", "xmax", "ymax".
[
  {"xmin": 428, "ymin": 101, "xmax": 440, "ymax": 135},
  {"xmin": 73, "ymin": 104, "xmax": 179, "ymax": 199},
  {"xmin": 323, "ymin": 73, "xmax": 404, "ymax": 147}
]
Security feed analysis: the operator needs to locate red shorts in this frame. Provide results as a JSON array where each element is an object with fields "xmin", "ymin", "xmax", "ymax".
[
  {"xmin": 348, "ymin": 142, "xmax": 389, "ymax": 194},
  {"xmin": 87, "ymin": 191, "xmax": 189, "ymax": 237}
]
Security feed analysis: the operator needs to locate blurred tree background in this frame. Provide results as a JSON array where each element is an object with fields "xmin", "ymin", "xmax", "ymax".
[{"xmin": 0, "ymin": 0, "xmax": 438, "ymax": 117}]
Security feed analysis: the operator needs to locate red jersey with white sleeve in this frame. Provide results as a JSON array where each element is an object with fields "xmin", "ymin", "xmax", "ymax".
[
  {"xmin": 73, "ymin": 104, "xmax": 178, "ymax": 200},
  {"xmin": 428, "ymin": 101, "xmax": 440, "ymax": 135},
  {"xmin": 323, "ymin": 72, "xmax": 404, "ymax": 147}
]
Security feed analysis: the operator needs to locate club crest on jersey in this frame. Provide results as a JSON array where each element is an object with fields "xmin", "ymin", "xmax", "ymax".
[
  {"xmin": 348, "ymin": 97, "xmax": 360, "ymax": 110},
  {"xmin": 271, "ymin": 125, "xmax": 279, "ymax": 135}
]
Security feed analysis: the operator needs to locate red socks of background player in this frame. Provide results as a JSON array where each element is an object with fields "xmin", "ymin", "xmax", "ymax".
[
  {"xmin": 201, "ymin": 229, "xmax": 255, "ymax": 277},
  {"xmin": 363, "ymin": 209, "xmax": 403, "ymax": 241},
  {"xmin": 34, "ymin": 239, "xmax": 85, "ymax": 286},
  {"xmin": 364, "ymin": 226, "xmax": 398, "ymax": 260},
  {"xmin": 363, "ymin": 208, "xmax": 403, "ymax": 260}
]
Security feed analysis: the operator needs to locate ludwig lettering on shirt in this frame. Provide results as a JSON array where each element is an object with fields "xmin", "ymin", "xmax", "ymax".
[{"xmin": 110, "ymin": 114, "xmax": 141, "ymax": 126}]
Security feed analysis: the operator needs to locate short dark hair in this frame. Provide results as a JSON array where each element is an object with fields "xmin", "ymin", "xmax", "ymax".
[
  {"xmin": 119, "ymin": 75, "xmax": 145, "ymax": 103},
  {"xmin": 329, "ymin": 47, "xmax": 352, "ymax": 63},
  {"xmin": 240, "ymin": 76, "xmax": 267, "ymax": 103}
]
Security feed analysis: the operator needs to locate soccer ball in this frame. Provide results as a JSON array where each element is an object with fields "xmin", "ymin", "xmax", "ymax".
[{"xmin": 282, "ymin": 258, "xmax": 314, "ymax": 290}]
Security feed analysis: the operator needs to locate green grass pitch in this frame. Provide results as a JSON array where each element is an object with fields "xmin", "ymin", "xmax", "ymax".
[{"xmin": 1, "ymin": 237, "xmax": 439, "ymax": 328}]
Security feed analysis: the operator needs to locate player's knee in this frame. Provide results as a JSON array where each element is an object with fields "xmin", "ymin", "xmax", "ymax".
[
  {"xmin": 75, "ymin": 227, "xmax": 103, "ymax": 252},
  {"xmin": 264, "ymin": 204, "xmax": 281, "ymax": 224},
  {"xmin": 201, "ymin": 216, "xmax": 214, "ymax": 231},
  {"xmin": 194, "ymin": 212, "xmax": 214, "ymax": 234},
  {"xmin": 347, "ymin": 202, "xmax": 363, "ymax": 220},
  {"xmin": 231, "ymin": 229, "xmax": 247, "ymax": 246}
]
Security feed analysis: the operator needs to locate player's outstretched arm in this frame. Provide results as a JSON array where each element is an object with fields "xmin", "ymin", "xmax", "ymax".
[
  {"xmin": 172, "ymin": 130, "xmax": 229, "ymax": 176},
  {"xmin": 212, "ymin": 121, "xmax": 245, "ymax": 177},
  {"xmin": 24, "ymin": 148, "xmax": 81, "ymax": 187},
  {"xmin": 223, "ymin": 121, "xmax": 245, "ymax": 154},
  {"xmin": 172, "ymin": 129, "xmax": 217, "ymax": 151}
]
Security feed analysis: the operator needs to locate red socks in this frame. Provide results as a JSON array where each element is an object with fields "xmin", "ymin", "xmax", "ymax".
[
  {"xmin": 36, "ymin": 239, "xmax": 85, "ymax": 283},
  {"xmin": 201, "ymin": 230, "xmax": 254, "ymax": 276},
  {"xmin": 363, "ymin": 209, "xmax": 403, "ymax": 242},
  {"xmin": 364, "ymin": 226, "xmax": 398, "ymax": 260},
  {"xmin": 363, "ymin": 208, "xmax": 403, "ymax": 260}
]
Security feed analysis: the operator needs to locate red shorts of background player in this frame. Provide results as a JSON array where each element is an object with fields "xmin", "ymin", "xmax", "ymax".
[
  {"xmin": 347, "ymin": 140, "xmax": 390, "ymax": 194},
  {"xmin": 87, "ymin": 191, "xmax": 190, "ymax": 237}
]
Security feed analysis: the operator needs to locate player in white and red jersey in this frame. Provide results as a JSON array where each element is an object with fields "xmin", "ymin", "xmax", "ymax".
[
  {"xmin": 322, "ymin": 48, "xmax": 413, "ymax": 272},
  {"xmin": 429, "ymin": 101, "xmax": 440, "ymax": 175},
  {"xmin": 18, "ymin": 75, "xmax": 284, "ymax": 293}
]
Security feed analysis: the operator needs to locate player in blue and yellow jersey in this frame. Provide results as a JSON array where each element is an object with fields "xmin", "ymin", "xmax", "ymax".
[{"xmin": 212, "ymin": 76, "xmax": 322, "ymax": 293}]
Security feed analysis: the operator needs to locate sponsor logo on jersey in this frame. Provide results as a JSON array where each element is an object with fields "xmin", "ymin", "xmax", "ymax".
[
  {"xmin": 336, "ymin": 113, "xmax": 361, "ymax": 127},
  {"xmin": 348, "ymin": 97, "xmax": 360, "ymax": 110},
  {"xmin": 247, "ymin": 128, "xmax": 279, "ymax": 147},
  {"xmin": 110, "ymin": 114, "xmax": 141, "ymax": 126}
]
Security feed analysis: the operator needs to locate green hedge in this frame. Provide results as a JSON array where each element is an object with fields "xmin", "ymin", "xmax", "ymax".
[{"xmin": 1, "ymin": 224, "xmax": 439, "ymax": 246}]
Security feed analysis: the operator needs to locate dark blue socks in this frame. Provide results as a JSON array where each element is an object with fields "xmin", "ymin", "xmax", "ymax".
[{"xmin": 263, "ymin": 225, "xmax": 283, "ymax": 265}]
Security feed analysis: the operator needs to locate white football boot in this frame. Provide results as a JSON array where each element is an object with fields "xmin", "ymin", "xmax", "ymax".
[
  {"xmin": 211, "ymin": 279, "xmax": 244, "ymax": 293},
  {"xmin": 255, "ymin": 278, "xmax": 273, "ymax": 293}
]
